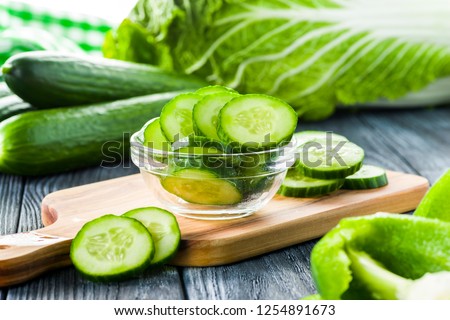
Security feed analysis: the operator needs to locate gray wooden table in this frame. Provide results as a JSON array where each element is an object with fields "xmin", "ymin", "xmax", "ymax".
[{"xmin": 1, "ymin": 107, "xmax": 449, "ymax": 300}]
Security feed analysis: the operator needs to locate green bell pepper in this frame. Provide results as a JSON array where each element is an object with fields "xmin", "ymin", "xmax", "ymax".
[{"xmin": 310, "ymin": 213, "xmax": 450, "ymax": 299}]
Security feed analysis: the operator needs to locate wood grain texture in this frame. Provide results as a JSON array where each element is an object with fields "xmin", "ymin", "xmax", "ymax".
[
  {"xmin": 3, "ymin": 165, "xmax": 184, "ymax": 300},
  {"xmin": 183, "ymin": 240, "xmax": 316, "ymax": 299},
  {"xmin": 0, "ymin": 170, "xmax": 428, "ymax": 287}
]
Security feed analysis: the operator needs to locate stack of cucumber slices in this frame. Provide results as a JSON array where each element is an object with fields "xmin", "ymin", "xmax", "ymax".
[
  {"xmin": 143, "ymin": 85, "xmax": 298, "ymax": 206},
  {"xmin": 278, "ymin": 131, "xmax": 389, "ymax": 198},
  {"xmin": 70, "ymin": 207, "xmax": 181, "ymax": 281}
]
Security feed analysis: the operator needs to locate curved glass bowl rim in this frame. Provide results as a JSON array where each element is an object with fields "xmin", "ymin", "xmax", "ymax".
[{"xmin": 130, "ymin": 118, "xmax": 299, "ymax": 158}]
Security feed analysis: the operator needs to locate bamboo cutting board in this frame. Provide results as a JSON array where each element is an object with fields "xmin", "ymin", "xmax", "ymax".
[{"xmin": 0, "ymin": 171, "xmax": 428, "ymax": 287}]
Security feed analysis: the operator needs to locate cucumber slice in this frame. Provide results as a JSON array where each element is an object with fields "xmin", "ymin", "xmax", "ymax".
[
  {"xmin": 294, "ymin": 131, "xmax": 348, "ymax": 146},
  {"xmin": 123, "ymin": 207, "xmax": 181, "ymax": 266},
  {"xmin": 70, "ymin": 215, "xmax": 154, "ymax": 282},
  {"xmin": 143, "ymin": 117, "xmax": 170, "ymax": 150},
  {"xmin": 175, "ymin": 146, "xmax": 222, "ymax": 155},
  {"xmin": 161, "ymin": 168, "xmax": 242, "ymax": 205},
  {"xmin": 343, "ymin": 165, "xmax": 388, "ymax": 189},
  {"xmin": 160, "ymin": 93, "xmax": 202, "ymax": 142},
  {"xmin": 195, "ymin": 85, "xmax": 238, "ymax": 96},
  {"xmin": 278, "ymin": 170, "xmax": 344, "ymax": 197},
  {"xmin": 297, "ymin": 139, "xmax": 364, "ymax": 179},
  {"xmin": 193, "ymin": 92, "xmax": 239, "ymax": 140},
  {"xmin": 217, "ymin": 94, "xmax": 297, "ymax": 148}
]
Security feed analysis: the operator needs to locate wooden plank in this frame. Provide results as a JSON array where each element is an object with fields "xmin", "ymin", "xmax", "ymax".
[
  {"xmin": 6, "ymin": 267, "xmax": 184, "ymax": 300},
  {"xmin": 183, "ymin": 240, "xmax": 317, "ymax": 299},
  {"xmin": 0, "ymin": 174, "xmax": 24, "ymax": 236},
  {"xmin": 0, "ymin": 174, "xmax": 24, "ymax": 299},
  {"xmin": 5, "ymin": 165, "xmax": 184, "ymax": 300},
  {"xmin": 358, "ymin": 108, "xmax": 450, "ymax": 183}
]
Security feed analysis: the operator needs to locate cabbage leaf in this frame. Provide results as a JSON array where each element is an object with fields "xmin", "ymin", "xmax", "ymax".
[{"xmin": 104, "ymin": 0, "xmax": 450, "ymax": 120}]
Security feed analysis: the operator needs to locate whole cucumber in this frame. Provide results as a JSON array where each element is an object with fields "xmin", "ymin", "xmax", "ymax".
[
  {"xmin": 0, "ymin": 91, "xmax": 183, "ymax": 175},
  {"xmin": 2, "ymin": 51, "xmax": 207, "ymax": 108},
  {"xmin": 0, "ymin": 95, "xmax": 35, "ymax": 122}
]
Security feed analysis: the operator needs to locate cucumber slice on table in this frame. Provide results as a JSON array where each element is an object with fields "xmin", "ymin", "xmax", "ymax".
[
  {"xmin": 294, "ymin": 131, "xmax": 348, "ymax": 146},
  {"xmin": 161, "ymin": 168, "xmax": 242, "ymax": 205},
  {"xmin": 160, "ymin": 93, "xmax": 202, "ymax": 142},
  {"xmin": 143, "ymin": 117, "xmax": 169, "ymax": 150},
  {"xmin": 217, "ymin": 94, "xmax": 297, "ymax": 148},
  {"xmin": 195, "ymin": 85, "xmax": 238, "ymax": 96},
  {"xmin": 123, "ymin": 207, "xmax": 181, "ymax": 266},
  {"xmin": 70, "ymin": 215, "xmax": 154, "ymax": 282},
  {"xmin": 297, "ymin": 139, "xmax": 364, "ymax": 179},
  {"xmin": 343, "ymin": 165, "xmax": 388, "ymax": 189},
  {"xmin": 278, "ymin": 170, "xmax": 344, "ymax": 197},
  {"xmin": 193, "ymin": 92, "xmax": 239, "ymax": 140}
]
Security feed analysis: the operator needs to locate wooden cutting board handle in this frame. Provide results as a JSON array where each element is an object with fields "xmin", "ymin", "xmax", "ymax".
[{"xmin": 0, "ymin": 230, "xmax": 72, "ymax": 287}]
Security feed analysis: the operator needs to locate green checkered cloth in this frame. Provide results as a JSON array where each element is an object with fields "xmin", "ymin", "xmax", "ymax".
[{"xmin": 0, "ymin": 1, "xmax": 113, "ymax": 53}]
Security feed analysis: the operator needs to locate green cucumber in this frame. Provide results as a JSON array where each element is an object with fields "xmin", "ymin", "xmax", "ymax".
[
  {"xmin": 161, "ymin": 168, "xmax": 242, "ymax": 205},
  {"xmin": 160, "ymin": 93, "xmax": 202, "ymax": 142},
  {"xmin": 123, "ymin": 207, "xmax": 181, "ymax": 266},
  {"xmin": 0, "ymin": 91, "xmax": 183, "ymax": 176},
  {"xmin": 143, "ymin": 117, "xmax": 170, "ymax": 151},
  {"xmin": 278, "ymin": 170, "xmax": 344, "ymax": 197},
  {"xmin": 193, "ymin": 92, "xmax": 239, "ymax": 140},
  {"xmin": 343, "ymin": 165, "xmax": 388, "ymax": 190},
  {"xmin": 0, "ymin": 82, "xmax": 13, "ymax": 98},
  {"xmin": 296, "ymin": 139, "xmax": 364, "ymax": 179},
  {"xmin": 70, "ymin": 214, "xmax": 154, "ymax": 282},
  {"xmin": 294, "ymin": 131, "xmax": 348, "ymax": 146},
  {"xmin": 217, "ymin": 94, "xmax": 297, "ymax": 149},
  {"xmin": 2, "ymin": 51, "xmax": 207, "ymax": 108},
  {"xmin": 0, "ymin": 95, "xmax": 35, "ymax": 122},
  {"xmin": 195, "ymin": 85, "xmax": 238, "ymax": 96}
]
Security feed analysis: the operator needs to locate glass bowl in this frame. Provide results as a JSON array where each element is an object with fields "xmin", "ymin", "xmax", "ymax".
[{"xmin": 130, "ymin": 119, "xmax": 298, "ymax": 220}]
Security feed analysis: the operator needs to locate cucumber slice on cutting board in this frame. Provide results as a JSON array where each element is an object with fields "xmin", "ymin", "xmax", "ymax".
[
  {"xmin": 160, "ymin": 93, "xmax": 202, "ymax": 142},
  {"xmin": 123, "ymin": 207, "xmax": 181, "ymax": 266},
  {"xmin": 193, "ymin": 92, "xmax": 239, "ymax": 140},
  {"xmin": 278, "ymin": 170, "xmax": 344, "ymax": 197},
  {"xmin": 70, "ymin": 215, "xmax": 154, "ymax": 282},
  {"xmin": 161, "ymin": 168, "xmax": 242, "ymax": 205},
  {"xmin": 297, "ymin": 139, "xmax": 364, "ymax": 179},
  {"xmin": 343, "ymin": 165, "xmax": 388, "ymax": 190},
  {"xmin": 217, "ymin": 94, "xmax": 297, "ymax": 149},
  {"xmin": 294, "ymin": 131, "xmax": 348, "ymax": 146}
]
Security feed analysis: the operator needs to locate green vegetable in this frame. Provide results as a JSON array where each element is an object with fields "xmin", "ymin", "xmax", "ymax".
[
  {"xmin": 296, "ymin": 139, "xmax": 364, "ymax": 179},
  {"xmin": 294, "ymin": 131, "xmax": 348, "ymax": 146},
  {"xmin": 193, "ymin": 91, "xmax": 239, "ymax": 140},
  {"xmin": 159, "ymin": 93, "xmax": 202, "ymax": 141},
  {"xmin": 195, "ymin": 85, "xmax": 238, "ymax": 96},
  {"xmin": 311, "ymin": 213, "xmax": 450, "ymax": 299},
  {"xmin": 415, "ymin": 169, "xmax": 450, "ymax": 222},
  {"xmin": 217, "ymin": 94, "xmax": 298, "ymax": 149},
  {"xmin": 278, "ymin": 169, "xmax": 344, "ymax": 198},
  {"xmin": 70, "ymin": 214, "xmax": 155, "ymax": 282},
  {"xmin": 143, "ymin": 117, "xmax": 170, "ymax": 151},
  {"xmin": 2, "ymin": 51, "xmax": 207, "ymax": 108},
  {"xmin": 0, "ymin": 92, "xmax": 183, "ymax": 176},
  {"xmin": 0, "ymin": 95, "xmax": 35, "ymax": 122},
  {"xmin": 343, "ymin": 165, "xmax": 388, "ymax": 190},
  {"xmin": 123, "ymin": 207, "xmax": 181, "ymax": 266},
  {"xmin": 161, "ymin": 168, "xmax": 242, "ymax": 205},
  {"xmin": 104, "ymin": 0, "xmax": 450, "ymax": 120}
]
